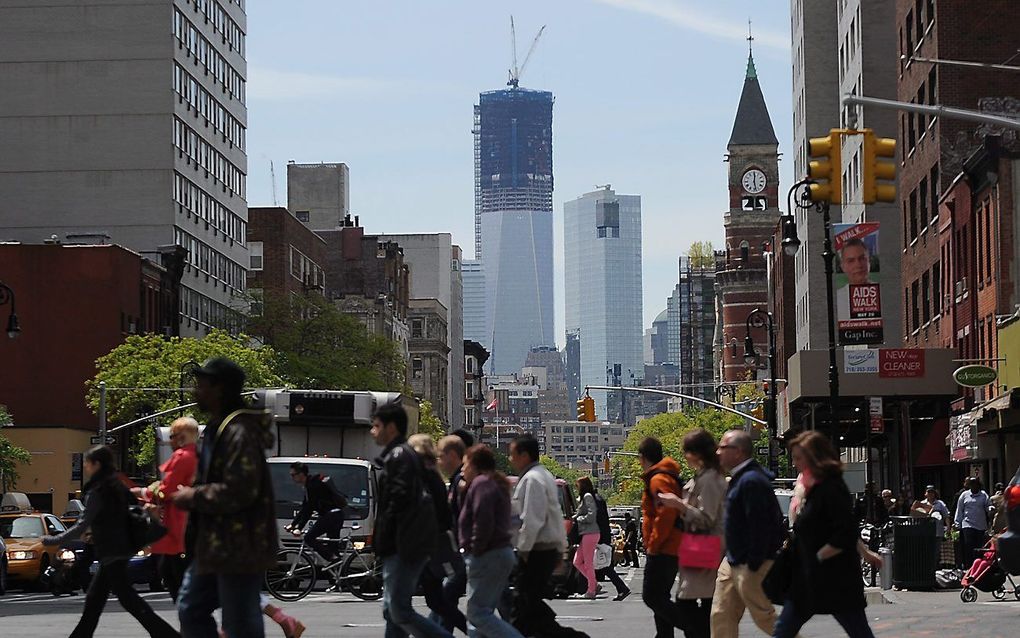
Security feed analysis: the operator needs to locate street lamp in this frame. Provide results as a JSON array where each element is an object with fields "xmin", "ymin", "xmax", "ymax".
[
  {"xmin": 743, "ymin": 308, "xmax": 778, "ymax": 474},
  {"xmin": 0, "ymin": 282, "xmax": 20, "ymax": 339},
  {"xmin": 781, "ymin": 179, "xmax": 840, "ymax": 434}
]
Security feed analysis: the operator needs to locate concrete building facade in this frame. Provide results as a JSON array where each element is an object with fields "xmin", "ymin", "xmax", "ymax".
[
  {"xmin": 523, "ymin": 345, "xmax": 572, "ymax": 423},
  {"xmin": 564, "ymin": 187, "xmax": 643, "ymax": 421},
  {"xmin": 538, "ymin": 420, "xmax": 626, "ymax": 476},
  {"xmin": 378, "ymin": 233, "xmax": 465, "ymax": 430},
  {"xmin": 408, "ymin": 298, "xmax": 450, "ymax": 428},
  {"xmin": 0, "ymin": 0, "xmax": 248, "ymax": 336},
  {"xmin": 287, "ymin": 162, "xmax": 350, "ymax": 231}
]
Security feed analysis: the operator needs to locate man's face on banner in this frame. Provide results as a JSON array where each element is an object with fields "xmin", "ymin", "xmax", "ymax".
[{"xmin": 841, "ymin": 242, "xmax": 871, "ymax": 285}]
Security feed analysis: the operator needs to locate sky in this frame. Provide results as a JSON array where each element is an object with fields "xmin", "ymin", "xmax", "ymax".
[{"xmin": 245, "ymin": 0, "xmax": 794, "ymax": 349}]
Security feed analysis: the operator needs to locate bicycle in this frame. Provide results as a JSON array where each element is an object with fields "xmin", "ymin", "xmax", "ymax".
[
  {"xmin": 859, "ymin": 521, "xmax": 892, "ymax": 587},
  {"xmin": 264, "ymin": 522, "xmax": 383, "ymax": 602}
]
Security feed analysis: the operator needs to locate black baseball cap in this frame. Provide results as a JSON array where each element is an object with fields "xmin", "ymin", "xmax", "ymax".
[{"xmin": 194, "ymin": 357, "xmax": 246, "ymax": 393}]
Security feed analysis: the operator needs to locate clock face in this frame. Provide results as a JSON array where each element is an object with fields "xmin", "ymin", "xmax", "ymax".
[{"xmin": 741, "ymin": 169, "xmax": 767, "ymax": 194}]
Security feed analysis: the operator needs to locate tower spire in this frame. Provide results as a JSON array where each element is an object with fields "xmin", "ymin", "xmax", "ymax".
[{"xmin": 746, "ymin": 19, "xmax": 757, "ymax": 79}]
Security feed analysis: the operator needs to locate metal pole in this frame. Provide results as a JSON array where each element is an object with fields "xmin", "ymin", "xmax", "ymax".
[
  {"xmin": 820, "ymin": 202, "xmax": 840, "ymax": 435},
  {"xmin": 767, "ymin": 314, "xmax": 779, "ymax": 475},
  {"xmin": 843, "ymin": 94, "xmax": 1020, "ymax": 131},
  {"xmin": 98, "ymin": 381, "xmax": 107, "ymax": 442},
  {"xmin": 904, "ymin": 54, "xmax": 1020, "ymax": 74},
  {"xmin": 585, "ymin": 385, "xmax": 767, "ymax": 426}
]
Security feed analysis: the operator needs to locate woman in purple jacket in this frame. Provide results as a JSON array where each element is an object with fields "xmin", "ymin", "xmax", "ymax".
[{"xmin": 459, "ymin": 445, "xmax": 524, "ymax": 638}]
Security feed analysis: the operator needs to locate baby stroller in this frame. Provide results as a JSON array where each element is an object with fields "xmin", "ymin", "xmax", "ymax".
[{"xmin": 960, "ymin": 539, "xmax": 1020, "ymax": 602}]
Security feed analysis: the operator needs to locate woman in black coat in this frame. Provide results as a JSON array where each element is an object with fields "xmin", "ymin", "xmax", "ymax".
[
  {"xmin": 43, "ymin": 446, "xmax": 179, "ymax": 638},
  {"xmin": 772, "ymin": 432, "xmax": 875, "ymax": 638}
]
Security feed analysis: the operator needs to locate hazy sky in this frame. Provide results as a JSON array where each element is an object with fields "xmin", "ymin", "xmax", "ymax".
[{"xmin": 245, "ymin": 0, "xmax": 794, "ymax": 349}]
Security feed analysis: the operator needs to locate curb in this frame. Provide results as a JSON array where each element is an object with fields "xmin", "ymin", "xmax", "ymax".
[{"xmin": 865, "ymin": 587, "xmax": 895, "ymax": 605}]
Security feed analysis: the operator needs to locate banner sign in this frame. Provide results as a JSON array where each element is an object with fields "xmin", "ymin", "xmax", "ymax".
[
  {"xmin": 950, "ymin": 413, "xmax": 978, "ymax": 462},
  {"xmin": 834, "ymin": 223, "xmax": 883, "ymax": 345},
  {"xmin": 845, "ymin": 349, "xmax": 878, "ymax": 374},
  {"xmin": 879, "ymin": 348, "xmax": 925, "ymax": 378},
  {"xmin": 869, "ymin": 397, "xmax": 884, "ymax": 434}
]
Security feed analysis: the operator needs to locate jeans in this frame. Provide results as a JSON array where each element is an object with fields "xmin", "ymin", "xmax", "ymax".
[
  {"xmin": 382, "ymin": 554, "xmax": 454, "ymax": 638},
  {"xmin": 773, "ymin": 599, "xmax": 875, "ymax": 638},
  {"xmin": 466, "ymin": 547, "xmax": 523, "ymax": 638},
  {"xmin": 70, "ymin": 560, "xmax": 179, "ymax": 638},
  {"xmin": 959, "ymin": 527, "xmax": 988, "ymax": 568},
  {"xmin": 642, "ymin": 554, "xmax": 687, "ymax": 638},
  {"xmin": 305, "ymin": 510, "xmax": 345, "ymax": 561},
  {"xmin": 572, "ymin": 533, "xmax": 599, "ymax": 595},
  {"xmin": 623, "ymin": 542, "xmax": 640, "ymax": 567},
  {"xmin": 422, "ymin": 562, "xmax": 467, "ymax": 633},
  {"xmin": 178, "ymin": 566, "xmax": 264, "ymax": 638}
]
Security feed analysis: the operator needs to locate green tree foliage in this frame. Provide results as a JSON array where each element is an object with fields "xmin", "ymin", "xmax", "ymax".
[
  {"xmin": 86, "ymin": 331, "xmax": 284, "ymax": 468},
  {"xmin": 539, "ymin": 455, "xmax": 582, "ymax": 484},
  {"xmin": 418, "ymin": 400, "xmax": 445, "ymax": 442},
  {"xmin": 605, "ymin": 408, "xmax": 768, "ymax": 506},
  {"xmin": 244, "ymin": 291, "xmax": 406, "ymax": 392},
  {"xmin": 0, "ymin": 405, "xmax": 31, "ymax": 492},
  {"xmin": 688, "ymin": 241, "xmax": 716, "ymax": 269}
]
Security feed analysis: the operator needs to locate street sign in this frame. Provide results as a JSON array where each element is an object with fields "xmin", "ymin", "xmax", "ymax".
[
  {"xmin": 869, "ymin": 397, "xmax": 884, "ymax": 434},
  {"xmin": 71, "ymin": 453, "xmax": 82, "ymax": 481},
  {"xmin": 878, "ymin": 348, "xmax": 925, "ymax": 378},
  {"xmin": 953, "ymin": 364, "xmax": 997, "ymax": 388},
  {"xmin": 89, "ymin": 435, "xmax": 118, "ymax": 446},
  {"xmin": 756, "ymin": 446, "xmax": 769, "ymax": 456}
]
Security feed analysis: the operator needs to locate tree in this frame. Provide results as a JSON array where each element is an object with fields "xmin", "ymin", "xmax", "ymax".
[
  {"xmin": 688, "ymin": 241, "xmax": 715, "ymax": 269},
  {"xmin": 86, "ymin": 330, "xmax": 284, "ymax": 468},
  {"xmin": 244, "ymin": 291, "xmax": 406, "ymax": 392},
  {"xmin": 539, "ymin": 455, "xmax": 582, "ymax": 484},
  {"xmin": 417, "ymin": 400, "xmax": 445, "ymax": 442},
  {"xmin": 605, "ymin": 407, "xmax": 768, "ymax": 506},
  {"xmin": 0, "ymin": 405, "xmax": 31, "ymax": 492}
]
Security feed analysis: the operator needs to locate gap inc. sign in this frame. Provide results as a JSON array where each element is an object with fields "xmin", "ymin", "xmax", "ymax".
[{"xmin": 953, "ymin": 364, "xmax": 997, "ymax": 388}]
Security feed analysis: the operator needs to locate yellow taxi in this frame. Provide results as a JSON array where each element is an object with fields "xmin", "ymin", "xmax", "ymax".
[{"xmin": 0, "ymin": 510, "xmax": 68, "ymax": 589}]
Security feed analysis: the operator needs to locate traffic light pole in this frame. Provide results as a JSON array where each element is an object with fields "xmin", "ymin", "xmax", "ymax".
[
  {"xmin": 843, "ymin": 94, "xmax": 1020, "ymax": 132},
  {"xmin": 745, "ymin": 309, "xmax": 778, "ymax": 475},
  {"xmin": 820, "ymin": 200, "xmax": 841, "ymax": 435},
  {"xmin": 583, "ymin": 385, "xmax": 768, "ymax": 427}
]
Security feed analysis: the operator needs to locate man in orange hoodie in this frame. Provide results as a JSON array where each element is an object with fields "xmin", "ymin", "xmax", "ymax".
[{"xmin": 639, "ymin": 437, "xmax": 687, "ymax": 638}]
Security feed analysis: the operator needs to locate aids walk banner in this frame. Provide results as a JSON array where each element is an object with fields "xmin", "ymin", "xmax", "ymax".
[{"xmin": 833, "ymin": 222, "xmax": 883, "ymax": 345}]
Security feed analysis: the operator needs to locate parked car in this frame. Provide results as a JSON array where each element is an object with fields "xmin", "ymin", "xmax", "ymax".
[{"xmin": 0, "ymin": 536, "xmax": 7, "ymax": 595}]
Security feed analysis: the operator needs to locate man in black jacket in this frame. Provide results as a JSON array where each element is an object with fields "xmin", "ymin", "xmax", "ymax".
[
  {"xmin": 285, "ymin": 462, "xmax": 346, "ymax": 562},
  {"xmin": 711, "ymin": 429, "xmax": 786, "ymax": 638},
  {"xmin": 371, "ymin": 402, "xmax": 451, "ymax": 638}
]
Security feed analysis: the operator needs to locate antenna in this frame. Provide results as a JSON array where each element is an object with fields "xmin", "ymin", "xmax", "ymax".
[{"xmin": 270, "ymin": 160, "xmax": 279, "ymax": 206}]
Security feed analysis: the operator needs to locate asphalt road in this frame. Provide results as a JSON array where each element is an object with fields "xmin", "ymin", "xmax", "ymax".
[{"xmin": 2, "ymin": 566, "xmax": 1019, "ymax": 637}]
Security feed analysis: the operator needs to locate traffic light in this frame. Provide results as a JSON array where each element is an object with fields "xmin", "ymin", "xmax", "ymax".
[
  {"xmin": 576, "ymin": 395, "xmax": 595, "ymax": 422},
  {"xmin": 861, "ymin": 130, "xmax": 897, "ymax": 204},
  {"xmin": 752, "ymin": 404, "xmax": 765, "ymax": 421},
  {"xmin": 807, "ymin": 129, "xmax": 843, "ymax": 204}
]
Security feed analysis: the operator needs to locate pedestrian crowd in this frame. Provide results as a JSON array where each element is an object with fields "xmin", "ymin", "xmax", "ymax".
[{"xmin": 38, "ymin": 356, "xmax": 909, "ymax": 638}]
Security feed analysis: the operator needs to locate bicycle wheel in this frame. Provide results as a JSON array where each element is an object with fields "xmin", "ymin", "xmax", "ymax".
[
  {"xmin": 860, "ymin": 557, "xmax": 874, "ymax": 587},
  {"xmin": 265, "ymin": 549, "xmax": 317, "ymax": 602},
  {"xmin": 340, "ymin": 550, "xmax": 383, "ymax": 601}
]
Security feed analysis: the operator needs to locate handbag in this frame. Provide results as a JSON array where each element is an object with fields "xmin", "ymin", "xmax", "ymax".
[
  {"xmin": 761, "ymin": 536, "xmax": 795, "ymax": 605},
  {"xmin": 678, "ymin": 532, "xmax": 722, "ymax": 570},
  {"xmin": 594, "ymin": 543, "xmax": 613, "ymax": 570}
]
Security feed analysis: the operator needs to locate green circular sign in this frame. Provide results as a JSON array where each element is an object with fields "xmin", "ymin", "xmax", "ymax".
[{"xmin": 953, "ymin": 364, "xmax": 998, "ymax": 388}]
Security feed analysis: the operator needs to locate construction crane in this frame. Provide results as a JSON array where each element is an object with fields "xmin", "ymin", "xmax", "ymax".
[
  {"xmin": 270, "ymin": 160, "xmax": 279, "ymax": 206},
  {"xmin": 507, "ymin": 16, "xmax": 546, "ymax": 89}
]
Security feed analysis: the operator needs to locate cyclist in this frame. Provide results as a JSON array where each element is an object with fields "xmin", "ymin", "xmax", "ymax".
[{"xmin": 284, "ymin": 462, "xmax": 348, "ymax": 563}]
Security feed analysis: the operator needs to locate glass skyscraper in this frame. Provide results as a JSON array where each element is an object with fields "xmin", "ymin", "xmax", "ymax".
[
  {"xmin": 470, "ymin": 87, "xmax": 555, "ymax": 374},
  {"xmin": 564, "ymin": 187, "xmax": 643, "ymax": 420}
]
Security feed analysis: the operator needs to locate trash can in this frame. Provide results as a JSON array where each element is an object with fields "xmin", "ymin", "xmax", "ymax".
[
  {"xmin": 891, "ymin": 516, "xmax": 936, "ymax": 590},
  {"xmin": 879, "ymin": 547, "xmax": 893, "ymax": 590}
]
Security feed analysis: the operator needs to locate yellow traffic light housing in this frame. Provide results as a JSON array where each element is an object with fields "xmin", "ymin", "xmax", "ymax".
[
  {"xmin": 862, "ymin": 130, "xmax": 897, "ymax": 204},
  {"xmin": 807, "ymin": 129, "xmax": 844, "ymax": 204},
  {"xmin": 576, "ymin": 395, "xmax": 595, "ymax": 422},
  {"xmin": 752, "ymin": 404, "xmax": 765, "ymax": 421}
]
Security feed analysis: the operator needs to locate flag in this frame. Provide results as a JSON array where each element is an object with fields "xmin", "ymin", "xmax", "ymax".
[{"xmin": 486, "ymin": 397, "xmax": 498, "ymax": 411}]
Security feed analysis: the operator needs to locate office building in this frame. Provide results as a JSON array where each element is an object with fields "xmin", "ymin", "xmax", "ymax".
[
  {"xmin": 287, "ymin": 162, "xmax": 350, "ymax": 231},
  {"xmin": 564, "ymin": 186, "xmax": 643, "ymax": 421},
  {"xmin": 473, "ymin": 87, "xmax": 555, "ymax": 373},
  {"xmin": 669, "ymin": 256, "xmax": 717, "ymax": 404},
  {"xmin": 0, "ymin": 0, "xmax": 248, "ymax": 336},
  {"xmin": 524, "ymin": 345, "xmax": 572, "ymax": 422}
]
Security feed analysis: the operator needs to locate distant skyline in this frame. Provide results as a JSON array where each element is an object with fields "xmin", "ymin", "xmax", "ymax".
[{"xmin": 245, "ymin": 0, "xmax": 793, "ymax": 349}]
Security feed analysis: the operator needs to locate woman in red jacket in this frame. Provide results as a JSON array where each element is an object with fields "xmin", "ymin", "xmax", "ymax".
[{"xmin": 134, "ymin": 417, "xmax": 199, "ymax": 601}]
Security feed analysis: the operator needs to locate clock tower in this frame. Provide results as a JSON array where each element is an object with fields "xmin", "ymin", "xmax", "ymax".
[{"xmin": 717, "ymin": 47, "xmax": 781, "ymax": 382}]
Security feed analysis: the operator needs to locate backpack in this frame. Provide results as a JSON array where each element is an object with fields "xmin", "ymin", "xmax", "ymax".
[
  {"xmin": 321, "ymin": 474, "xmax": 349, "ymax": 511},
  {"xmin": 643, "ymin": 467, "xmax": 685, "ymax": 530},
  {"xmin": 400, "ymin": 444, "xmax": 439, "ymax": 552}
]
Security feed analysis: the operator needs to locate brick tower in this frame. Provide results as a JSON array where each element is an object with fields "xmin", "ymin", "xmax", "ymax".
[{"xmin": 717, "ymin": 47, "xmax": 781, "ymax": 382}]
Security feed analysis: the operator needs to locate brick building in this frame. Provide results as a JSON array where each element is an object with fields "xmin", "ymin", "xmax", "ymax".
[
  {"xmin": 0, "ymin": 242, "xmax": 183, "ymax": 513},
  {"xmin": 717, "ymin": 50, "xmax": 782, "ymax": 382},
  {"xmin": 939, "ymin": 140, "xmax": 1020, "ymax": 408},
  {"xmin": 408, "ymin": 298, "xmax": 450, "ymax": 428},
  {"xmin": 463, "ymin": 340, "xmax": 490, "ymax": 437},
  {"xmin": 316, "ymin": 215, "xmax": 410, "ymax": 350},
  {"xmin": 247, "ymin": 206, "xmax": 327, "ymax": 298},
  {"xmin": 897, "ymin": 0, "xmax": 1020, "ymax": 350}
]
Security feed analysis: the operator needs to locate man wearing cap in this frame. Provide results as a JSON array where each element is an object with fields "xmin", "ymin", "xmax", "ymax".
[{"xmin": 172, "ymin": 357, "xmax": 278, "ymax": 638}]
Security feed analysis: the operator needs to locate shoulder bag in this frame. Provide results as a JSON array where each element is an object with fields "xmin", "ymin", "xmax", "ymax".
[{"xmin": 677, "ymin": 476, "xmax": 722, "ymax": 570}]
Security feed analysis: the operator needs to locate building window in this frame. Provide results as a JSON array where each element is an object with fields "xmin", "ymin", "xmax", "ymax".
[
  {"xmin": 465, "ymin": 407, "xmax": 475, "ymax": 425},
  {"xmin": 930, "ymin": 162, "xmax": 940, "ymax": 222},
  {"xmin": 922, "ymin": 271, "xmax": 931, "ymax": 325},
  {"xmin": 932, "ymin": 262, "xmax": 942, "ymax": 317},
  {"xmin": 466, "ymin": 356, "xmax": 476, "ymax": 374},
  {"xmin": 919, "ymin": 177, "xmax": 929, "ymax": 228},
  {"xmin": 249, "ymin": 241, "xmax": 263, "ymax": 270},
  {"xmin": 412, "ymin": 357, "xmax": 423, "ymax": 379},
  {"xmin": 411, "ymin": 318, "xmax": 424, "ymax": 339},
  {"xmin": 909, "ymin": 190, "xmax": 918, "ymax": 241},
  {"xmin": 296, "ymin": 211, "xmax": 310, "ymax": 223},
  {"xmin": 466, "ymin": 380, "xmax": 475, "ymax": 400},
  {"xmin": 911, "ymin": 280, "xmax": 920, "ymax": 332}
]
